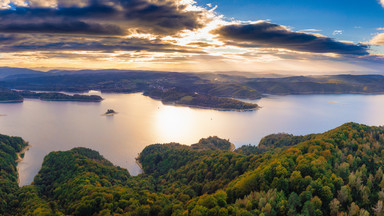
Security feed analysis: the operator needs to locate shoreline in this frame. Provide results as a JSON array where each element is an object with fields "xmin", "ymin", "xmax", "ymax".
[
  {"xmin": 162, "ymin": 102, "xmax": 260, "ymax": 112},
  {"xmin": 135, "ymin": 156, "xmax": 144, "ymax": 174},
  {"xmin": 16, "ymin": 144, "xmax": 31, "ymax": 185},
  {"xmin": 0, "ymin": 100, "xmax": 23, "ymax": 103},
  {"xmin": 39, "ymin": 98, "xmax": 103, "ymax": 102},
  {"xmin": 101, "ymin": 112, "xmax": 118, "ymax": 116},
  {"xmin": 146, "ymin": 94, "xmax": 260, "ymax": 112}
]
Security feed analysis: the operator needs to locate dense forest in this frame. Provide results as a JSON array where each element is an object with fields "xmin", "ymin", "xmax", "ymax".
[
  {"xmin": 0, "ymin": 87, "xmax": 23, "ymax": 102},
  {"xmin": 3, "ymin": 123, "xmax": 384, "ymax": 215},
  {"xmin": 144, "ymin": 88, "xmax": 258, "ymax": 111},
  {"xmin": 19, "ymin": 91, "xmax": 103, "ymax": 102},
  {"xmin": 0, "ymin": 91, "xmax": 23, "ymax": 102},
  {"xmin": 0, "ymin": 134, "xmax": 28, "ymax": 213}
]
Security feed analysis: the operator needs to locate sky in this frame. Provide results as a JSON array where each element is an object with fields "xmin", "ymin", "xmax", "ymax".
[{"xmin": 0, "ymin": 0, "xmax": 384, "ymax": 75}]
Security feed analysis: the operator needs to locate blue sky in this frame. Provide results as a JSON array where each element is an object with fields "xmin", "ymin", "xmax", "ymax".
[
  {"xmin": 0, "ymin": 0, "xmax": 383, "ymax": 74},
  {"xmin": 198, "ymin": 0, "xmax": 383, "ymax": 42}
]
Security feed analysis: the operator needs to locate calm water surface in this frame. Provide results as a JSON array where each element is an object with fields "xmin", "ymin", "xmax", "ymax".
[{"xmin": 1, "ymin": 92, "xmax": 384, "ymax": 186}]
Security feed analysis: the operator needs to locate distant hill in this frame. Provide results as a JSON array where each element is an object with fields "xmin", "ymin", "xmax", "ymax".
[
  {"xmin": 3, "ymin": 67, "xmax": 384, "ymax": 111},
  {"xmin": 48, "ymin": 69, "xmax": 163, "ymax": 75},
  {"xmin": 0, "ymin": 67, "xmax": 45, "ymax": 79}
]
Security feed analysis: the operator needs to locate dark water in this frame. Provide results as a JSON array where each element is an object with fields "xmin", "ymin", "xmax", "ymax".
[{"xmin": 1, "ymin": 92, "xmax": 384, "ymax": 186}]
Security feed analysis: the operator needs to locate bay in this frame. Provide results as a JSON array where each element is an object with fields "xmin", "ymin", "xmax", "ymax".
[{"xmin": 0, "ymin": 92, "xmax": 384, "ymax": 186}]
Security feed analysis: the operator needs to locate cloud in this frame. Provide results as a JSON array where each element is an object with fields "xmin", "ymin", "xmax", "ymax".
[
  {"xmin": 0, "ymin": 34, "xmax": 23, "ymax": 44},
  {"xmin": 0, "ymin": 34, "xmax": 205, "ymax": 53},
  {"xmin": 211, "ymin": 22, "xmax": 369, "ymax": 55},
  {"xmin": 380, "ymin": 0, "xmax": 384, "ymax": 8},
  {"xmin": 0, "ymin": 21, "xmax": 125, "ymax": 35},
  {"xmin": 332, "ymin": 30, "xmax": 343, "ymax": 35},
  {"xmin": 0, "ymin": 0, "xmax": 209, "ymax": 36},
  {"xmin": 377, "ymin": 27, "xmax": 384, "ymax": 31},
  {"xmin": 370, "ymin": 33, "xmax": 384, "ymax": 45},
  {"xmin": 0, "ymin": 0, "xmax": 378, "ymax": 72},
  {"xmin": 300, "ymin": 29, "xmax": 322, "ymax": 32}
]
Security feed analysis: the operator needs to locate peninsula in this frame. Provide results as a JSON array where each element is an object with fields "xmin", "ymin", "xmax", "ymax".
[{"xmin": 0, "ymin": 89, "xmax": 23, "ymax": 103}]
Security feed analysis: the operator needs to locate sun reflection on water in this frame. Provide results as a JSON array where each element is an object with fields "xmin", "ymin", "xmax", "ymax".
[{"xmin": 154, "ymin": 106, "xmax": 196, "ymax": 142}]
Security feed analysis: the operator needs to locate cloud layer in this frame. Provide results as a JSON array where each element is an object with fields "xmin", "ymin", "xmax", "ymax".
[
  {"xmin": 0, "ymin": 34, "xmax": 206, "ymax": 54},
  {"xmin": 0, "ymin": 0, "xmax": 207, "ymax": 35},
  {"xmin": 370, "ymin": 33, "xmax": 384, "ymax": 45},
  {"xmin": 212, "ymin": 22, "xmax": 369, "ymax": 55},
  {"xmin": 0, "ymin": 0, "xmax": 381, "ymax": 73}
]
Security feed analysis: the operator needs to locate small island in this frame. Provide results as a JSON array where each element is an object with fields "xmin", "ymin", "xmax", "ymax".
[
  {"xmin": 20, "ymin": 91, "xmax": 103, "ymax": 102},
  {"xmin": 104, "ymin": 109, "xmax": 117, "ymax": 115}
]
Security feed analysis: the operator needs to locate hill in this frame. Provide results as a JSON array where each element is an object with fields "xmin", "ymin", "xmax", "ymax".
[
  {"xmin": 2, "ymin": 123, "xmax": 384, "ymax": 215},
  {"xmin": 0, "ymin": 67, "xmax": 45, "ymax": 79}
]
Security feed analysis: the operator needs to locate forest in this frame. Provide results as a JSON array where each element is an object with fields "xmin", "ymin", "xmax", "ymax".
[
  {"xmin": 3, "ymin": 123, "xmax": 384, "ymax": 215},
  {"xmin": 0, "ymin": 89, "xmax": 103, "ymax": 103},
  {"xmin": 0, "ymin": 87, "xmax": 23, "ymax": 102},
  {"xmin": 144, "ymin": 88, "xmax": 258, "ymax": 111},
  {"xmin": 20, "ymin": 91, "xmax": 103, "ymax": 102}
]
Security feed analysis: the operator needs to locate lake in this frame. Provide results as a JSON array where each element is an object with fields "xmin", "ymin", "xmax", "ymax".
[{"xmin": 1, "ymin": 92, "xmax": 384, "ymax": 186}]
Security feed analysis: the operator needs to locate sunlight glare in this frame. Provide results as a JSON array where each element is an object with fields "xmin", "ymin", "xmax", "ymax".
[{"xmin": 154, "ymin": 106, "xmax": 195, "ymax": 142}]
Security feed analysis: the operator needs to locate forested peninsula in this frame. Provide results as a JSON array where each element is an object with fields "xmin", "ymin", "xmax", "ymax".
[{"xmin": 2, "ymin": 123, "xmax": 384, "ymax": 215}]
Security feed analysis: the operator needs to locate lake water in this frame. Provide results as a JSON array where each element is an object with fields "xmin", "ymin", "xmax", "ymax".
[{"xmin": 1, "ymin": 92, "xmax": 384, "ymax": 186}]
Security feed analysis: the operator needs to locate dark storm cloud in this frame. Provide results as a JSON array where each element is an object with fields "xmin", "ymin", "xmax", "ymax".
[
  {"xmin": 0, "ymin": 34, "xmax": 205, "ymax": 53},
  {"xmin": 0, "ymin": 34, "xmax": 22, "ymax": 44},
  {"xmin": 0, "ymin": 0, "xmax": 206, "ymax": 36},
  {"xmin": 0, "ymin": 21, "xmax": 125, "ymax": 35},
  {"xmin": 212, "ymin": 22, "xmax": 369, "ymax": 55}
]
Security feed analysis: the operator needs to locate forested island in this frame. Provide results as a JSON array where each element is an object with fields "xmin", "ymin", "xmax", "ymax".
[
  {"xmin": 144, "ymin": 88, "xmax": 258, "ymax": 111},
  {"xmin": 19, "ymin": 91, "xmax": 103, "ymax": 102},
  {"xmin": 2, "ymin": 123, "xmax": 384, "ymax": 215},
  {"xmin": 0, "ymin": 89, "xmax": 103, "ymax": 103}
]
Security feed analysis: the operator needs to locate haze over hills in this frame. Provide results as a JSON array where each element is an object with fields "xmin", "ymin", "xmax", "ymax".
[
  {"xmin": 2, "ymin": 67, "xmax": 384, "ymax": 110},
  {"xmin": 0, "ymin": 67, "xmax": 45, "ymax": 79},
  {"xmin": 2, "ymin": 67, "xmax": 384, "ymax": 96}
]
